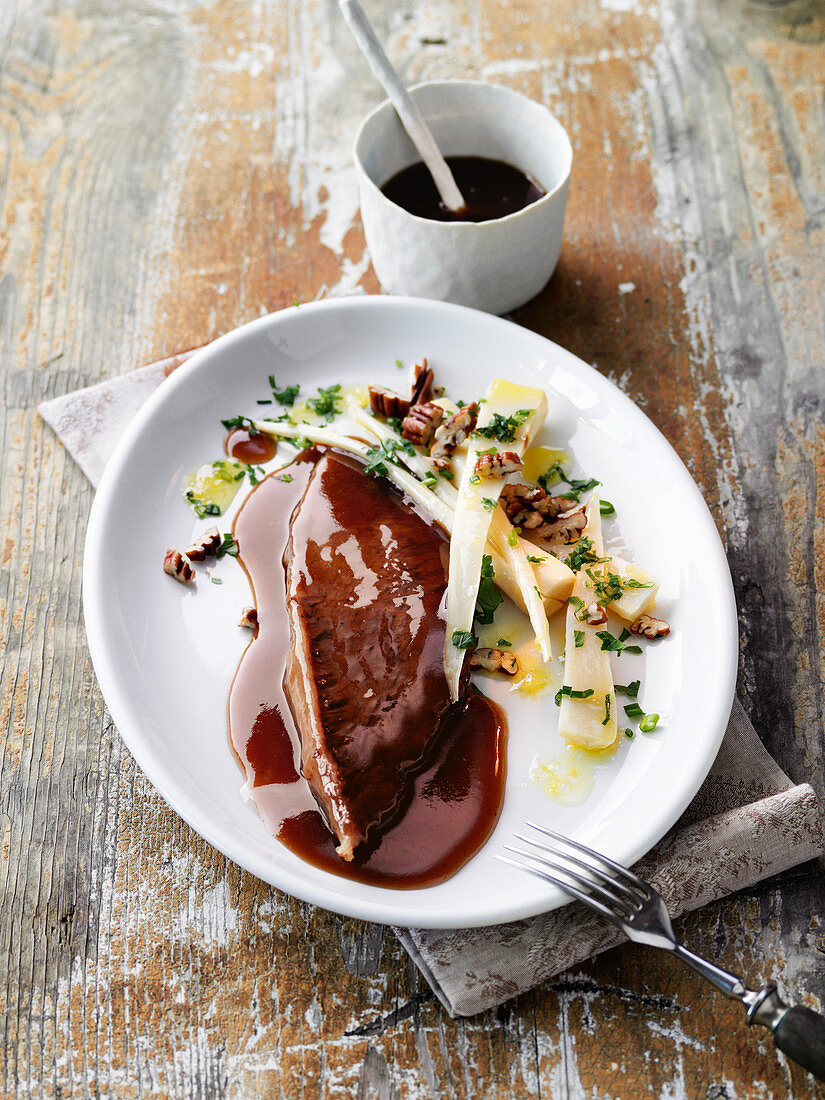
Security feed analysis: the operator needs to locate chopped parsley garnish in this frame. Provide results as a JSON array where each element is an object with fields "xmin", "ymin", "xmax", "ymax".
[
  {"xmin": 363, "ymin": 437, "xmax": 416, "ymax": 478},
  {"xmin": 573, "ymin": 630, "xmax": 585, "ymax": 649},
  {"xmin": 595, "ymin": 630, "xmax": 642, "ymax": 655},
  {"xmin": 395, "ymin": 358, "xmax": 403, "ymax": 368},
  {"xmin": 584, "ymin": 567, "xmax": 625, "ymax": 606},
  {"xmin": 216, "ymin": 533, "xmax": 239, "ymax": 559},
  {"xmin": 475, "ymin": 554, "xmax": 503, "ymax": 625},
  {"xmin": 451, "ymin": 629, "xmax": 476, "ymax": 650},
  {"xmin": 640, "ymin": 713, "xmax": 660, "ymax": 732},
  {"xmin": 526, "ymin": 555, "xmax": 545, "ymax": 564},
  {"xmin": 438, "ymin": 468, "xmax": 454, "ymax": 480},
  {"xmin": 554, "ymin": 685, "xmax": 595, "ymax": 706},
  {"xmin": 566, "ymin": 595, "xmax": 589, "ymax": 622},
  {"xmin": 565, "ymin": 537, "xmax": 606, "ymax": 571},
  {"xmin": 558, "ymin": 476, "xmax": 601, "ymax": 502},
  {"xmin": 272, "ymin": 381, "xmax": 300, "ymax": 406},
  {"xmin": 246, "ymin": 465, "xmax": 266, "ymax": 486},
  {"xmin": 614, "ymin": 680, "xmax": 640, "ymax": 698},
  {"xmin": 624, "ymin": 578, "xmax": 654, "ymax": 589},
  {"xmin": 307, "ymin": 383, "xmax": 342, "ymax": 421},
  {"xmin": 599, "ymin": 499, "xmax": 615, "ymax": 516},
  {"xmin": 293, "ymin": 435, "xmax": 313, "ymax": 452},
  {"xmin": 185, "ymin": 490, "xmax": 221, "ymax": 518},
  {"xmin": 386, "ymin": 416, "xmax": 403, "ymax": 433},
  {"xmin": 472, "ymin": 409, "xmax": 533, "ymax": 443},
  {"xmin": 278, "ymin": 473, "xmax": 293, "ymax": 483},
  {"xmin": 619, "ymin": 627, "xmax": 632, "ymax": 642},
  {"xmin": 221, "ymin": 415, "xmax": 259, "ymax": 433},
  {"xmin": 537, "ymin": 462, "xmax": 568, "ymax": 492}
]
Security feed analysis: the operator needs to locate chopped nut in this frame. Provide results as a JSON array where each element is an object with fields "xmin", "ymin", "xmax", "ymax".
[
  {"xmin": 430, "ymin": 403, "xmax": 478, "ymax": 466},
  {"xmin": 163, "ymin": 549, "xmax": 195, "ymax": 584},
  {"xmin": 630, "ymin": 613, "xmax": 670, "ymax": 639},
  {"xmin": 185, "ymin": 526, "xmax": 221, "ymax": 561},
  {"xmin": 500, "ymin": 482, "xmax": 569, "ymax": 526},
  {"xmin": 585, "ymin": 602, "xmax": 608, "ymax": 626},
  {"xmin": 537, "ymin": 503, "xmax": 587, "ymax": 543},
  {"xmin": 368, "ymin": 385, "xmax": 410, "ymax": 420},
  {"xmin": 238, "ymin": 606, "xmax": 259, "ymax": 631},
  {"xmin": 401, "ymin": 402, "xmax": 444, "ymax": 447},
  {"xmin": 469, "ymin": 648, "xmax": 520, "ymax": 675},
  {"xmin": 474, "ymin": 451, "xmax": 523, "ymax": 479},
  {"xmin": 409, "ymin": 358, "xmax": 434, "ymax": 406}
]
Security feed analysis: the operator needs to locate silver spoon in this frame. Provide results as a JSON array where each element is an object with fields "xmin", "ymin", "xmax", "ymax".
[{"xmin": 339, "ymin": 0, "xmax": 468, "ymax": 215}]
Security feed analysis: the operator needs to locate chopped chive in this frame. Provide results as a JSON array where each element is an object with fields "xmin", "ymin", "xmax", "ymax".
[
  {"xmin": 624, "ymin": 728, "xmax": 635, "ymax": 739},
  {"xmin": 554, "ymin": 685, "xmax": 595, "ymax": 706},
  {"xmin": 623, "ymin": 702, "xmax": 645, "ymax": 719},
  {"xmin": 573, "ymin": 630, "xmax": 585, "ymax": 649},
  {"xmin": 469, "ymin": 474, "xmax": 481, "ymax": 485},
  {"xmin": 438, "ymin": 468, "xmax": 454, "ymax": 480},
  {"xmin": 602, "ymin": 693, "xmax": 612, "ymax": 726},
  {"xmin": 395, "ymin": 358, "xmax": 403, "ymax": 368},
  {"xmin": 278, "ymin": 473, "xmax": 293, "ymax": 483},
  {"xmin": 496, "ymin": 638, "xmax": 512, "ymax": 648},
  {"xmin": 640, "ymin": 713, "xmax": 660, "ymax": 732},
  {"xmin": 526, "ymin": 555, "xmax": 546, "ymax": 564},
  {"xmin": 481, "ymin": 497, "xmax": 495, "ymax": 512},
  {"xmin": 614, "ymin": 680, "xmax": 641, "ymax": 698},
  {"xmin": 599, "ymin": 499, "xmax": 615, "ymax": 516},
  {"xmin": 623, "ymin": 645, "xmax": 643, "ymax": 654},
  {"xmin": 507, "ymin": 527, "xmax": 519, "ymax": 547},
  {"xmin": 625, "ymin": 578, "xmax": 655, "ymax": 589}
]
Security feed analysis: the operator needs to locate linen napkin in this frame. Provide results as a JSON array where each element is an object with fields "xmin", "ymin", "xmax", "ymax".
[{"xmin": 39, "ymin": 342, "xmax": 824, "ymax": 1018}]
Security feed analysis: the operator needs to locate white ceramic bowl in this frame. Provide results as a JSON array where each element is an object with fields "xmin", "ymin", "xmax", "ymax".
[{"xmin": 354, "ymin": 80, "xmax": 573, "ymax": 314}]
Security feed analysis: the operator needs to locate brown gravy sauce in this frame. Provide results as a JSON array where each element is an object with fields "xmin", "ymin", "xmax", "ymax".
[
  {"xmin": 381, "ymin": 155, "xmax": 545, "ymax": 223},
  {"xmin": 226, "ymin": 427, "xmax": 278, "ymax": 465},
  {"xmin": 228, "ymin": 449, "xmax": 507, "ymax": 889}
]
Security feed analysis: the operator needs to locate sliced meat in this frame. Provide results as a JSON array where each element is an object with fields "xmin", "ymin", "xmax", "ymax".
[{"xmin": 283, "ymin": 452, "xmax": 453, "ymax": 860}]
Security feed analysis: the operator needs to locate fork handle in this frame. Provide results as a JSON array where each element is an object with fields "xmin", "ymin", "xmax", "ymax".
[{"xmin": 748, "ymin": 986, "xmax": 825, "ymax": 1081}]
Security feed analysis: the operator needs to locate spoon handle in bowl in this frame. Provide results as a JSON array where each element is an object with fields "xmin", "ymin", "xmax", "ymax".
[{"xmin": 339, "ymin": 0, "xmax": 467, "ymax": 213}]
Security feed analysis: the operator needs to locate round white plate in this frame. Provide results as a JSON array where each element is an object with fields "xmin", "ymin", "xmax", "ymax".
[{"xmin": 83, "ymin": 295, "xmax": 737, "ymax": 929}]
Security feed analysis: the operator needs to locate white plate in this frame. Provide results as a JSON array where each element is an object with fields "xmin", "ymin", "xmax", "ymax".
[{"xmin": 83, "ymin": 296, "xmax": 737, "ymax": 929}]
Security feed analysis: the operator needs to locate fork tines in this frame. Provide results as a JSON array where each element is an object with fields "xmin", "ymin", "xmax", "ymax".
[{"xmin": 497, "ymin": 822, "xmax": 649, "ymax": 926}]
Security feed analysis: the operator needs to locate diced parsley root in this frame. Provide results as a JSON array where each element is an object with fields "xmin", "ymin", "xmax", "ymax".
[
  {"xmin": 558, "ymin": 500, "xmax": 618, "ymax": 750},
  {"xmin": 444, "ymin": 380, "xmax": 548, "ymax": 700},
  {"xmin": 604, "ymin": 555, "xmax": 659, "ymax": 622}
]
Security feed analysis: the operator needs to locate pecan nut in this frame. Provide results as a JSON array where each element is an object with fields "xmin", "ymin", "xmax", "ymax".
[
  {"xmin": 368, "ymin": 386, "xmax": 410, "ymax": 420},
  {"xmin": 630, "ymin": 614, "xmax": 670, "ymax": 639},
  {"xmin": 401, "ymin": 402, "xmax": 444, "ymax": 447},
  {"xmin": 163, "ymin": 549, "xmax": 195, "ymax": 584},
  {"xmin": 430, "ymin": 403, "xmax": 478, "ymax": 466},
  {"xmin": 185, "ymin": 526, "xmax": 221, "ymax": 561},
  {"xmin": 474, "ymin": 451, "xmax": 523, "ymax": 479},
  {"xmin": 469, "ymin": 648, "xmax": 520, "ymax": 675},
  {"xmin": 238, "ymin": 606, "xmax": 259, "ymax": 631},
  {"xmin": 585, "ymin": 602, "xmax": 608, "ymax": 626},
  {"xmin": 409, "ymin": 358, "xmax": 434, "ymax": 406}
]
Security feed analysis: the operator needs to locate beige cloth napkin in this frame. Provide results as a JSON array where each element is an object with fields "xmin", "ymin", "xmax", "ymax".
[{"xmin": 39, "ymin": 346, "xmax": 824, "ymax": 1018}]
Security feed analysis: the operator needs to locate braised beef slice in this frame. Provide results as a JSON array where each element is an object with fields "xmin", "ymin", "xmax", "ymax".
[{"xmin": 283, "ymin": 452, "xmax": 452, "ymax": 860}]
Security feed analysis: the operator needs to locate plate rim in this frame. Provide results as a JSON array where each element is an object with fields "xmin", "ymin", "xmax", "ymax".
[{"xmin": 83, "ymin": 294, "xmax": 738, "ymax": 929}]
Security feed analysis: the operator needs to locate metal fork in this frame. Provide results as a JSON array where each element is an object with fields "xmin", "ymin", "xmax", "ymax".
[{"xmin": 500, "ymin": 822, "xmax": 825, "ymax": 1081}]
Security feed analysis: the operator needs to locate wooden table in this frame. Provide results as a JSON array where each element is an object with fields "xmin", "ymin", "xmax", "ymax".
[{"xmin": 3, "ymin": 0, "xmax": 824, "ymax": 1095}]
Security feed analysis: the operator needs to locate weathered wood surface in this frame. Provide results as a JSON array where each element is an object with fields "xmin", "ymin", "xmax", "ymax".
[{"xmin": 2, "ymin": 0, "xmax": 824, "ymax": 1095}]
